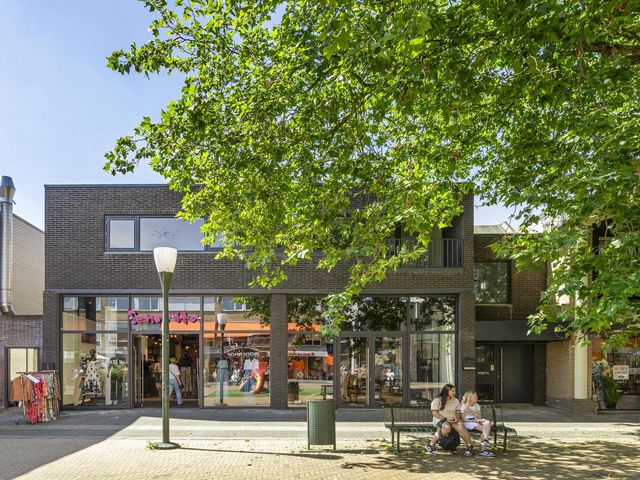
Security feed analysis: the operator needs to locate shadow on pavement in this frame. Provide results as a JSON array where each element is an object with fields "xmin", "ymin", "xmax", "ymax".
[
  {"xmin": 180, "ymin": 446, "xmax": 343, "ymax": 460},
  {"xmin": 350, "ymin": 439, "xmax": 640, "ymax": 480}
]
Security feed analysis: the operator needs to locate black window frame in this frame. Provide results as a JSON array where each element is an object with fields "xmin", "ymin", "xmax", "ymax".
[
  {"xmin": 474, "ymin": 261, "xmax": 511, "ymax": 304},
  {"xmin": 105, "ymin": 215, "xmax": 218, "ymax": 253}
]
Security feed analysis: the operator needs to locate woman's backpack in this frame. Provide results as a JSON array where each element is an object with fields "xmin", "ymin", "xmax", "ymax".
[{"xmin": 438, "ymin": 424, "xmax": 461, "ymax": 452}]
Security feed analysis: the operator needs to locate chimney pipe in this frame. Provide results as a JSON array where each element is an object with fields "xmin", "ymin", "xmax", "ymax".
[{"xmin": 0, "ymin": 175, "xmax": 16, "ymax": 315}]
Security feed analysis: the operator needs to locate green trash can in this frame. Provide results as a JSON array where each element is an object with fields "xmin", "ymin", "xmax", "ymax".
[{"xmin": 307, "ymin": 399, "xmax": 336, "ymax": 450}]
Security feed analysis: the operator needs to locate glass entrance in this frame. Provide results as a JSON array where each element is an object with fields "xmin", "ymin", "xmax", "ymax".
[
  {"xmin": 132, "ymin": 334, "xmax": 200, "ymax": 407},
  {"xmin": 373, "ymin": 336, "xmax": 402, "ymax": 406},
  {"xmin": 475, "ymin": 344, "xmax": 497, "ymax": 402},
  {"xmin": 339, "ymin": 337, "xmax": 369, "ymax": 406}
]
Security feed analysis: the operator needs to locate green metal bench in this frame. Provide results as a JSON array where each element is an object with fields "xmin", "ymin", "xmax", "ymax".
[
  {"xmin": 383, "ymin": 404, "xmax": 517, "ymax": 453},
  {"xmin": 490, "ymin": 404, "xmax": 518, "ymax": 453},
  {"xmin": 383, "ymin": 406, "xmax": 437, "ymax": 452}
]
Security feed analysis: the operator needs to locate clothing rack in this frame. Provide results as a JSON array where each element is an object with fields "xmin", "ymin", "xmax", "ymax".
[{"xmin": 15, "ymin": 371, "xmax": 68, "ymax": 425}]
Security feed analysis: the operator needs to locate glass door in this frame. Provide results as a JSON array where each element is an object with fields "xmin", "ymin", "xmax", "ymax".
[
  {"xmin": 475, "ymin": 344, "xmax": 497, "ymax": 402},
  {"xmin": 132, "ymin": 337, "xmax": 145, "ymax": 407},
  {"xmin": 373, "ymin": 336, "xmax": 403, "ymax": 406},
  {"xmin": 338, "ymin": 337, "xmax": 369, "ymax": 406}
]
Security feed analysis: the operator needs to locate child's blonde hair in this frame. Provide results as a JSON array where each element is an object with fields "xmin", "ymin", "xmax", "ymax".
[{"xmin": 461, "ymin": 391, "xmax": 476, "ymax": 406}]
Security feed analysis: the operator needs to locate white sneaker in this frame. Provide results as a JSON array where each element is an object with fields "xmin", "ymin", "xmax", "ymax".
[{"xmin": 479, "ymin": 449, "xmax": 495, "ymax": 457}]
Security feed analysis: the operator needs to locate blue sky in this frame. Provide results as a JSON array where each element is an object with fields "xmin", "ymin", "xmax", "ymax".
[{"xmin": 1, "ymin": 1, "xmax": 511, "ymax": 230}]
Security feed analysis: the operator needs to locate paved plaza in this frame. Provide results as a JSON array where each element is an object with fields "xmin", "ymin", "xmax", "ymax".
[{"xmin": 0, "ymin": 406, "xmax": 639, "ymax": 479}]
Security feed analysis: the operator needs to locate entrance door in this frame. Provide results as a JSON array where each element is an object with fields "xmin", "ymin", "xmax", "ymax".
[
  {"xmin": 501, "ymin": 344, "xmax": 533, "ymax": 403},
  {"xmin": 372, "ymin": 336, "xmax": 403, "ymax": 406},
  {"xmin": 132, "ymin": 337, "xmax": 145, "ymax": 407},
  {"xmin": 338, "ymin": 337, "xmax": 369, "ymax": 406},
  {"xmin": 475, "ymin": 344, "xmax": 497, "ymax": 402}
]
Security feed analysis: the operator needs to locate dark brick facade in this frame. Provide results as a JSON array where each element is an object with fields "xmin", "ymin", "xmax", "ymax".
[
  {"xmin": 44, "ymin": 184, "xmax": 478, "ymax": 408},
  {"xmin": 474, "ymin": 233, "xmax": 551, "ymax": 404}
]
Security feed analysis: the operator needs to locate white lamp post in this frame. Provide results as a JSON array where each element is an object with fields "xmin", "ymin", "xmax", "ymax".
[
  {"xmin": 217, "ymin": 312, "xmax": 228, "ymax": 405},
  {"xmin": 153, "ymin": 247, "xmax": 179, "ymax": 450}
]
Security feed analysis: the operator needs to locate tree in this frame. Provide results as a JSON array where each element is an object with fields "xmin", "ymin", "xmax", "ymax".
[{"xmin": 106, "ymin": 0, "xmax": 640, "ymax": 343}]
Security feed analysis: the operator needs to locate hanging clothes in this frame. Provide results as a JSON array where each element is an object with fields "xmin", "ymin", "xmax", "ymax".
[{"xmin": 20, "ymin": 372, "xmax": 61, "ymax": 424}]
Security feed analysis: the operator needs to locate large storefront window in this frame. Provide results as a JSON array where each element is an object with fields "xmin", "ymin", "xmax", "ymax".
[
  {"xmin": 408, "ymin": 296, "xmax": 457, "ymax": 404},
  {"xmin": 287, "ymin": 334, "xmax": 333, "ymax": 406},
  {"xmin": 203, "ymin": 296, "xmax": 270, "ymax": 407},
  {"xmin": 592, "ymin": 338, "xmax": 640, "ymax": 409},
  {"xmin": 62, "ymin": 333, "xmax": 129, "ymax": 407},
  {"xmin": 63, "ymin": 296, "xmax": 129, "ymax": 331}
]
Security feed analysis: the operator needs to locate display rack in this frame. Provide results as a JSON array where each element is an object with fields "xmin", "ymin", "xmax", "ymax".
[{"xmin": 15, "ymin": 371, "xmax": 68, "ymax": 424}]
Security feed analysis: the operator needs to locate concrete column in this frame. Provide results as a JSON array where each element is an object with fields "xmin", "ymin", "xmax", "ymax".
[
  {"xmin": 269, "ymin": 294, "xmax": 288, "ymax": 409},
  {"xmin": 573, "ymin": 338, "xmax": 589, "ymax": 400}
]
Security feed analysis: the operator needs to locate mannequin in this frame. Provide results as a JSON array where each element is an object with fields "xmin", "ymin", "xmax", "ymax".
[
  {"xmin": 80, "ymin": 349, "xmax": 102, "ymax": 403},
  {"xmin": 179, "ymin": 351, "xmax": 195, "ymax": 396}
]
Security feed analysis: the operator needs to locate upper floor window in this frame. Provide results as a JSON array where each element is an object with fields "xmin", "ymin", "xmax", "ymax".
[
  {"xmin": 106, "ymin": 216, "xmax": 210, "ymax": 252},
  {"xmin": 474, "ymin": 262, "xmax": 510, "ymax": 303}
]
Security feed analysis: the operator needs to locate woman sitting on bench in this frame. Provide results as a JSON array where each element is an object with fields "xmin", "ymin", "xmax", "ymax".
[
  {"xmin": 461, "ymin": 391, "xmax": 495, "ymax": 457},
  {"xmin": 425, "ymin": 384, "xmax": 475, "ymax": 456}
]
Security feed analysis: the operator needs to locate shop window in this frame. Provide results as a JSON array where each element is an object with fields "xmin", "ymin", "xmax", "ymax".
[
  {"xmin": 474, "ymin": 262, "xmax": 510, "ymax": 303},
  {"xmin": 202, "ymin": 296, "xmax": 269, "ymax": 327},
  {"xmin": 287, "ymin": 334, "xmax": 333, "ymax": 406},
  {"xmin": 408, "ymin": 296, "xmax": 456, "ymax": 331},
  {"xmin": 62, "ymin": 296, "xmax": 129, "ymax": 332},
  {"xmin": 203, "ymin": 332, "xmax": 270, "ymax": 407},
  {"xmin": 342, "ymin": 297, "xmax": 405, "ymax": 331},
  {"xmin": 62, "ymin": 333, "xmax": 129, "ymax": 407},
  {"xmin": 409, "ymin": 333, "xmax": 456, "ymax": 404}
]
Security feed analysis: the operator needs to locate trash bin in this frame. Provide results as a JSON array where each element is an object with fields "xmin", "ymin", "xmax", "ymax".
[
  {"xmin": 307, "ymin": 399, "xmax": 336, "ymax": 450},
  {"xmin": 288, "ymin": 381, "xmax": 299, "ymax": 402}
]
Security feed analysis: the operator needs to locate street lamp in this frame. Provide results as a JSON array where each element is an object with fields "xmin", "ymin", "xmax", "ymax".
[
  {"xmin": 217, "ymin": 312, "xmax": 228, "ymax": 405},
  {"xmin": 153, "ymin": 247, "xmax": 179, "ymax": 450}
]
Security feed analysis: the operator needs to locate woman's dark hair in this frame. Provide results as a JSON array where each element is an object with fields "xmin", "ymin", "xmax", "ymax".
[{"xmin": 436, "ymin": 384, "xmax": 456, "ymax": 409}]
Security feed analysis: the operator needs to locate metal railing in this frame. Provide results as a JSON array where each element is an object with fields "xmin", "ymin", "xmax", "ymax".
[{"xmin": 388, "ymin": 238, "xmax": 464, "ymax": 268}]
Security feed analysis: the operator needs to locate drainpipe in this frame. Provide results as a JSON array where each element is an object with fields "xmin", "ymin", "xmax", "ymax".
[{"xmin": 0, "ymin": 175, "xmax": 16, "ymax": 315}]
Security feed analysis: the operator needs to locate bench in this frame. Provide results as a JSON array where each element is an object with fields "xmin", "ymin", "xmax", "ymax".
[{"xmin": 383, "ymin": 404, "xmax": 517, "ymax": 453}]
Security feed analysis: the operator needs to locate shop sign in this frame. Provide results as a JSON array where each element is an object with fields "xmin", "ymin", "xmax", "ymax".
[
  {"xmin": 612, "ymin": 365, "xmax": 630, "ymax": 380},
  {"xmin": 128, "ymin": 310, "xmax": 201, "ymax": 325},
  {"xmin": 288, "ymin": 350, "xmax": 327, "ymax": 357}
]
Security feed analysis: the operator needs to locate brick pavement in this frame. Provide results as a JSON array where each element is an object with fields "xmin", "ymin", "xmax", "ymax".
[
  {"xmin": 1, "ymin": 437, "xmax": 639, "ymax": 480},
  {"xmin": 0, "ymin": 406, "xmax": 639, "ymax": 479}
]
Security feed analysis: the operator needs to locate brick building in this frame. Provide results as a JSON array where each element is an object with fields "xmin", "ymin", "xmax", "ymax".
[
  {"xmin": 0, "ymin": 176, "xmax": 45, "ymax": 408},
  {"xmin": 41, "ymin": 184, "xmax": 562, "ymax": 410}
]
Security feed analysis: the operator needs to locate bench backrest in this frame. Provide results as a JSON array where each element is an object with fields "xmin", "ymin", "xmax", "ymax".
[{"xmin": 384, "ymin": 406, "xmax": 434, "ymax": 427}]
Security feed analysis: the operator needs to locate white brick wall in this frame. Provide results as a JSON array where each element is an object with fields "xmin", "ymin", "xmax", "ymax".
[{"xmin": 11, "ymin": 215, "xmax": 44, "ymax": 315}]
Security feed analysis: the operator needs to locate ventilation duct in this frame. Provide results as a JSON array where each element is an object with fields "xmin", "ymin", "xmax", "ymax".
[{"xmin": 0, "ymin": 175, "xmax": 16, "ymax": 315}]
